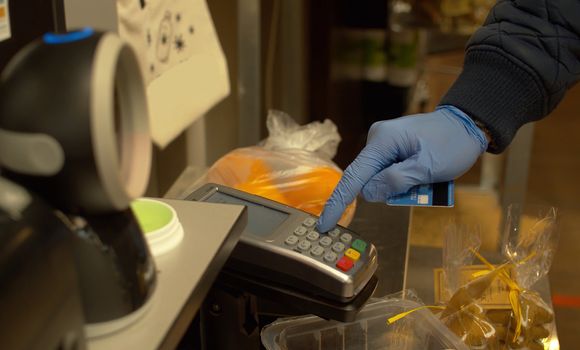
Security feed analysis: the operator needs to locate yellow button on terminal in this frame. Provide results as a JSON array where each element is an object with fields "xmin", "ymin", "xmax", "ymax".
[{"xmin": 345, "ymin": 248, "xmax": 360, "ymax": 262}]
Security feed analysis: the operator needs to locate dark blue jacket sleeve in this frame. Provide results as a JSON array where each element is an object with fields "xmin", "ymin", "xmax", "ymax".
[{"xmin": 440, "ymin": 0, "xmax": 580, "ymax": 152}]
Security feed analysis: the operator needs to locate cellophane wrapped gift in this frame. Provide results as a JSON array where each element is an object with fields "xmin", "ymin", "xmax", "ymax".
[{"xmin": 437, "ymin": 207, "xmax": 558, "ymax": 349}]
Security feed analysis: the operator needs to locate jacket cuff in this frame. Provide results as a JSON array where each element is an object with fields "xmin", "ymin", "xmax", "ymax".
[{"xmin": 440, "ymin": 47, "xmax": 546, "ymax": 153}]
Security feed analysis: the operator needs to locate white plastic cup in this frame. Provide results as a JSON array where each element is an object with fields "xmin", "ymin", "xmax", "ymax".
[{"xmin": 131, "ymin": 198, "xmax": 184, "ymax": 256}]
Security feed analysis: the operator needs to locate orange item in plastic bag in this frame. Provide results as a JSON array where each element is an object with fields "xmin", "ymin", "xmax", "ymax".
[
  {"xmin": 205, "ymin": 147, "xmax": 356, "ymax": 227},
  {"xmin": 277, "ymin": 166, "xmax": 342, "ymax": 216}
]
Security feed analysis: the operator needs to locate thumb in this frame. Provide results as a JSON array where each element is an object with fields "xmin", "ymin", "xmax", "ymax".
[{"xmin": 361, "ymin": 156, "xmax": 431, "ymax": 203}]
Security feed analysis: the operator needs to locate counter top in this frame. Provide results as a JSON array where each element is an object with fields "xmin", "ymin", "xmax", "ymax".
[{"xmin": 88, "ymin": 199, "xmax": 246, "ymax": 350}]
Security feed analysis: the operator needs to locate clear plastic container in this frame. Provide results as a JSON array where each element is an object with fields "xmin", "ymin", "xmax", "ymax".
[{"xmin": 261, "ymin": 297, "xmax": 468, "ymax": 350}]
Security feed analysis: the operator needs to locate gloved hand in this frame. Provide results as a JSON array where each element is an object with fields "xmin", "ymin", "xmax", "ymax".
[{"xmin": 317, "ymin": 105, "xmax": 488, "ymax": 232}]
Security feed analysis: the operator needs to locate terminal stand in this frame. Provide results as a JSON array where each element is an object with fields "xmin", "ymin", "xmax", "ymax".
[{"xmin": 194, "ymin": 266, "xmax": 378, "ymax": 350}]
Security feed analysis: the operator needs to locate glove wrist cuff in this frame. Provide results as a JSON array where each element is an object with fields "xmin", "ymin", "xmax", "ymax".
[
  {"xmin": 473, "ymin": 119, "xmax": 492, "ymax": 147},
  {"xmin": 436, "ymin": 105, "xmax": 489, "ymax": 154}
]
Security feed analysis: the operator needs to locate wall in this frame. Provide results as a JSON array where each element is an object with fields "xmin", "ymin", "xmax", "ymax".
[{"xmin": 204, "ymin": 0, "xmax": 240, "ymax": 165}]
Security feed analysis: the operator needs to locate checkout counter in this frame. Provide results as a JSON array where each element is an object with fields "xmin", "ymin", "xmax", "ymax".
[
  {"xmin": 87, "ymin": 174, "xmax": 412, "ymax": 350},
  {"xmin": 88, "ymin": 169, "xmax": 559, "ymax": 349}
]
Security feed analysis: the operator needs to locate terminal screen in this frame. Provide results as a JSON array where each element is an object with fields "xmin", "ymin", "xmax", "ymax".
[{"xmin": 205, "ymin": 191, "xmax": 289, "ymax": 237}]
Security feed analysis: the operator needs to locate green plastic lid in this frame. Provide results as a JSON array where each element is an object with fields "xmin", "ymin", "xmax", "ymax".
[{"xmin": 131, "ymin": 199, "xmax": 174, "ymax": 234}]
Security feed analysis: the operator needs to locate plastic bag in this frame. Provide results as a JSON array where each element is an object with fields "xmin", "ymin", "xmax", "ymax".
[
  {"xmin": 438, "ymin": 207, "xmax": 558, "ymax": 350},
  {"xmin": 201, "ymin": 110, "xmax": 356, "ymax": 227},
  {"xmin": 438, "ymin": 225, "xmax": 501, "ymax": 349},
  {"xmin": 497, "ymin": 206, "xmax": 558, "ymax": 350}
]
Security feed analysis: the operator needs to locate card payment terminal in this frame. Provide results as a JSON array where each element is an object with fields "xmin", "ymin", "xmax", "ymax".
[{"xmin": 186, "ymin": 183, "xmax": 378, "ymax": 303}]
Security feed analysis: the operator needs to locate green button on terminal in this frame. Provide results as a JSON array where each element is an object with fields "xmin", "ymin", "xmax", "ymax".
[{"xmin": 352, "ymin": 239, "xmax": 367, "ymax": 253}]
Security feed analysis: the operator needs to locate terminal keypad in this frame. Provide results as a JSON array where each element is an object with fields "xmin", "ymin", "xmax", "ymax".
[{"xmin": 283, "ymin": 216, "xmax": 369, "ymax": 273}]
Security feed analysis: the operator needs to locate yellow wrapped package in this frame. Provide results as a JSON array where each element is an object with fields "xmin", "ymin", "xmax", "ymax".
[
  {"xmin": 204, "ymin": 110, "xmax": 356, "ymax": 227},
  {"xmin": 387, "ymin": 208, "xmax": 558, "ymax": 350},
  {"xmin": 437, "ymin": 207, "xmax": 559, "ymax": 349}
]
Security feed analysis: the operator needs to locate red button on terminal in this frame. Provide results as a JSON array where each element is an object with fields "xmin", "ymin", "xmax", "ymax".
[{"xmin": 336, "ymin": 256, "xmax": 354, "ymax": 271}]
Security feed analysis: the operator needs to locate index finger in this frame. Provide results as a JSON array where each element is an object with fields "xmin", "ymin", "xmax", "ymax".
[{"xmin": 317, "ymin": 147, "xmax": 385, "ymax": 232}]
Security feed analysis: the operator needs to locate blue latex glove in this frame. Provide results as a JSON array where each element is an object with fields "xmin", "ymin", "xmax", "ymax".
[{"xmin": 317, "ymin": 105, "xmax": 488, "ymax": 232}]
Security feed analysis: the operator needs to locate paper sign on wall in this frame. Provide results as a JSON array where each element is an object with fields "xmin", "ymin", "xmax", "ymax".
[
  {"xmin": 0, "ymin": 0, "xmax": 11, "ymax": 42},
  {"xmin": 116, "ymin": 0, "xmax": 230, "ymax": 149}
]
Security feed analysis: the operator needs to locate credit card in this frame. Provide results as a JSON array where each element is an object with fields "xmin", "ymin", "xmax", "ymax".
[{"xmin": 387, "ymin": 181, "xmax": 454, "ymax": 207}]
